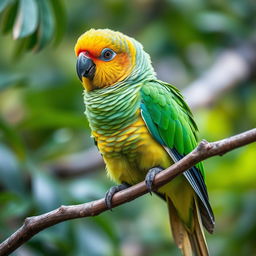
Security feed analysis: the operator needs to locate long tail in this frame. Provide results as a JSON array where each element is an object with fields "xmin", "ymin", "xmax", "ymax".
[{"xmin": 167, "ymin": 197, "xmax": 209, "ymax": 256}]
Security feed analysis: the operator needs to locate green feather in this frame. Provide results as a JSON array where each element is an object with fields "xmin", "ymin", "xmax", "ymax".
[
  {"xmin": 141, "ymin": 80, "xmax": 205, "ymax": 177},
  {"xmin": 174, "ymin": 120, "xmax": 184, "ymax": 154},
  {"xmin": 141, "ymin": 103, "xmax": 164, "ymax": 145},
  {"xmin": 167, "ymin": 118, "xmax": 176, "ymax": 146},
  {"xmin": 159, "ymin": 107, "xmax": 170, "ymax": 130}
]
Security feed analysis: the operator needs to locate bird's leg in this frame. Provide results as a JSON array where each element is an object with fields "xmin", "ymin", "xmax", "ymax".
[
  {"xmin": 105, "ymin": 183, "xmax": 130, "ymax": 210},
  {"xmin": 145, "ymin": 166, "xmax": 164, "ymax": 194}
]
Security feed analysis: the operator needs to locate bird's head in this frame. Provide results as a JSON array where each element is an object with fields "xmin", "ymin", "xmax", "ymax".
[{"xmin": 74, "ymin": 29, "xmax": 138, "ymax": 91}]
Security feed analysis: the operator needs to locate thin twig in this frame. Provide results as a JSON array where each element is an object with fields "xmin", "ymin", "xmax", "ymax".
[{"xmin": 0, "ymin": 128, "xmax": 255, "ymax": 256}]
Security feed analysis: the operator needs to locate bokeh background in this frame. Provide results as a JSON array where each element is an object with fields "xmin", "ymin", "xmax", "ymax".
[{"xmin": 0, "ymin": 0, "xmax": 256, "ymax": 255}]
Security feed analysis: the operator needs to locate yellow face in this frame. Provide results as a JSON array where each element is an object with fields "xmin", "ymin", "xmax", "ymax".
[{"xmin": 74, "ymin": 29, "xmax": 136, "ymax": 91}]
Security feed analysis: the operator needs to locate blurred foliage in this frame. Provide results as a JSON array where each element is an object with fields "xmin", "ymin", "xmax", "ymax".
[
  {"xmin": 0, "ymin": 0, "xmax": 66, "ymax": 57},
  {"xmin": 0, "ymin": 0, "xmax": 256, "ymax": 255}
]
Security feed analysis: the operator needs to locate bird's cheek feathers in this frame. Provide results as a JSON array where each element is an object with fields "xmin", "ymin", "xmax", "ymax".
[{"xmin": 81, "ymin": 53, "xmax": 134, "ymax": 91}]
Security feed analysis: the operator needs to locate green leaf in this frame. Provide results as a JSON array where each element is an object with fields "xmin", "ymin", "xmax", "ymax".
[
  {"xmin": 0, "ymin": 192, "xmax": 31, "ymax": 220},
  {"xmin": 74, "ymin": 222, "xmax": 112, "ymax": 256},
  {"xmin": 21, "ymin": 109, "xmax": 86, "ymax": 129},
  {"xmin": 49, "ymin": 0, "xmax": 66, "ymax": 45},
  {"xmin": 67, "ymin": 179, "xmax": 105, "ymax": 202},
  {"xmin": 0, "ymin": 144, "xmax": 26, "ymax": 194},
  {"xmin": 195, "ymin": 11, "xmax": 239, "ymax": 33},
  {"xmin": 0, "ymin": 0, "xmax": 13, "ymax": 13},
  {"xmin": 0, "ymin": 72, "xmax": 25, "ymax": 90},
  {"xmin": 35, "ymin": 0, "xmax": 54, "ymax": 51},
  {"xmin": 0, "ymin": 0, "xmax": 18, "ymax": 34},
  {"xmin": 0, "ymin": 192, "xmax": 19, "ymax": 205},
  {"xmin": 31, "ymin": 167, "xmax": 61, "ymax": 212},
  {"xmin": 26, "ymin": 30, "xmax": 38, "ymax": 50},
  {"xmin": 13, "ymin": 32, "xmax": 38, "ymax": 58},
  {"xmin": 94, "ymin": 215, "xmax": 119, "ymax": 247},
  {"xmin": 0, "ymin": 117, "xmax": 26, "ymax": 159},
  {"xmin": 13, "ymin": 36, "xmax": 30, "ymax": 58},
  {"xmin": 13, "ymin": 0, "xmax": 38, "ymax": 39}
]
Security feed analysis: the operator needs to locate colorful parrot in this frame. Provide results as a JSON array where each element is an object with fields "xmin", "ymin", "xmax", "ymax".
[{"xmin": 74, "ymin": 29, "xmax": 214, "ymax": 256}]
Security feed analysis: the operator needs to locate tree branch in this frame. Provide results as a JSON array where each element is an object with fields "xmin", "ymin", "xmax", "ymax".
[
  {"xmin": 47, "ymin": 146, "xmax": 104, "ymax": 178},
  {"xmin": 0, "ymin": 128, "xmax": 255, "ymax": 256},
  {"xmin": 183, "ymin": 43, "xmax": 256, "ymax": 110}
]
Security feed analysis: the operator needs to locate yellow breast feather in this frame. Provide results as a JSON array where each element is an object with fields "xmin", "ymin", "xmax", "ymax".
[{"xmin": 93, "ymin": 115, "xmax": 172, "ymax": 184}]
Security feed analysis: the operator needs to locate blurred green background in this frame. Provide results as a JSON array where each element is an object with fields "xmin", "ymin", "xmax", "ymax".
[{"xmin": 0, "ymin": 0, "xmax": 256, "ymax": 255}]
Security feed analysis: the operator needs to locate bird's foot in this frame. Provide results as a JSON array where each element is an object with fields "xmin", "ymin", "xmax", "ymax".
[
  {"xmin": 145, "ymin": 166, "xmax": 164, "ymax": 194},
  {"xmin": 105, "ymin": 183, "xmax": 130, "ymax": 210}
]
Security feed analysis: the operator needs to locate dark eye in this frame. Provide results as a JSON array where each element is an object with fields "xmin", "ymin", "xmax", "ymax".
[{"xmin": 100, "ymin": 48, "xmax": 116, "ymax": 61}]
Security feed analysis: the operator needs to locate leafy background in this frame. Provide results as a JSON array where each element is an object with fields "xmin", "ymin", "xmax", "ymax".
[{"xmin": 0, "ymin": 0, "xmax": 256, "ymax": 255}]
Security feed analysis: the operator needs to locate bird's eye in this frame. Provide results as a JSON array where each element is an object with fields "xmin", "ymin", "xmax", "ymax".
[{"xmin": 100, "ymin": 48, "xmax": 116, "ymax": 61}]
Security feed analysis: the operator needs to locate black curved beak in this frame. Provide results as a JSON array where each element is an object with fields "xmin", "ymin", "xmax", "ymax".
[{"xmin": 76, "ymin": 52, "xmax": 96, "ymax": 81}]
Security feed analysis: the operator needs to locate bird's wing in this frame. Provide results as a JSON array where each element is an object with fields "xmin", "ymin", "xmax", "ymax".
[{"xmin": 140, "ymin": 80, "xmax": 214, "ymax": 232}]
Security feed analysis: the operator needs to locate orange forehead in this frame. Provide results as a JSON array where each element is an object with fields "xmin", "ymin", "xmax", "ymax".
[{"xmin": 74, "ymin": 29, "xmax": 131, "ymax": 57}]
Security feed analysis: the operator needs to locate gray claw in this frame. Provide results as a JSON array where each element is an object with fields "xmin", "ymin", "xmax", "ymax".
[
  {"xmin": 105, "ymin": 183, "xmax": 130, "ymax": 210},
  {"xmin": 145, "ymin": 167, "xmax": 164, "ymax": 194}
]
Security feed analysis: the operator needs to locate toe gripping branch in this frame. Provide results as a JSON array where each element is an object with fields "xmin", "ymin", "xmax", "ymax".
[
  {"xmin": 105, "ymin": 183, "xmax": 130, "ymax": 210},
  {"xmin": 145, "ymin": 167, "xmax": 164, "ymax": 194},
  {"xmin": 105, "ymin": 166, "xmax": 164, "ymax": 209}
]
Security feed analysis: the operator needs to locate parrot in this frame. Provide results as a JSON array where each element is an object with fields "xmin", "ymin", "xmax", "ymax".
[{"xmin": 74, "ymin": 28, "xmax": 214, "ymax": 256}]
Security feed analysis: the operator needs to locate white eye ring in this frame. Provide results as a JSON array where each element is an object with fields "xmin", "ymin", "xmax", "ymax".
[{"xmin": 100, "ymin": 48, "xmax": 116, "ymax": 61}]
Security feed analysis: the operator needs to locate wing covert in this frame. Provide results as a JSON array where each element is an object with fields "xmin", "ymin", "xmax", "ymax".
[{"xmin": 140, "ymin": 80, "xmax": 215, "ymax": 232}]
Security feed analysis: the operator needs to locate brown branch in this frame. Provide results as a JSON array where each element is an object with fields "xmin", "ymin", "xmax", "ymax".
[
  {"xmin": 183, "ymin": 43, "xmax": 256, "ymax": 110},
  {"xmin": 47, "ymin": 147, "xmax": 104, "ymax": 178},
  {"xmin": 0, "ymin": 128, "xmax": 256, "ymax": 256},
  {"xmin": 50, "ymin": 43, "xmax": 256, "ymax": 177}
]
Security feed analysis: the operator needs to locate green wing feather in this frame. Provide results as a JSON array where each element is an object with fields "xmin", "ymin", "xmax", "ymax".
[
  {"xmin": 140, "ymin": 80, "xmax": 214, "ymax": 232},
  {"xmin": 141, "ymin": 80, "xmax": 199, "ymax": 162}
]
